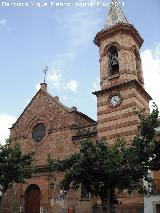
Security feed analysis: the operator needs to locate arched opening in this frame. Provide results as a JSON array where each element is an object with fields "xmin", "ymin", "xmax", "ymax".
[
  {"xmin": 108, "ymin": 46, "xmax": 119, "ymax": 76},
  {"xmin": 25, "ymin": 184, "xmax": 40, "ymax": 213}
]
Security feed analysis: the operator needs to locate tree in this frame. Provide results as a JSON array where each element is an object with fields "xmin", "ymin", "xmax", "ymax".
[
  {"xmin": 132, "ymin": 104, "xmax": 160, "ymax": 171},
  {"xmin": 48, "ymin": 105, "xmax": 160, "ymax": 213},
  {"xmin": 0, "ymin": 139, "xmax": 34, "ymax": 193}
]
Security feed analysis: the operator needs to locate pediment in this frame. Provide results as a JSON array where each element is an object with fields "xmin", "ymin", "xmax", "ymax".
[{"xmin": 10, "ymin": 88, "xmax": 72, "ymax": 139}]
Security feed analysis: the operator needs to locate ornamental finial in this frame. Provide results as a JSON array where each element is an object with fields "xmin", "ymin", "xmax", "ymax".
[{"xmin": 43, "ymin": 65, "xmax": 48, "ymax": 83}]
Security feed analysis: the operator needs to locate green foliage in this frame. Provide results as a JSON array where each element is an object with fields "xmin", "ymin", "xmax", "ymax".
[
  {"xmin": 48, "ymin": 104, "xmax": 160, "ymax": 211},
  {"xmin": 0, "ymin": 139, "xmax": 34, "ymax": 192},
  {"xmin": 132, "ymin": 104, "xmax": 160, "ymax": 170}
]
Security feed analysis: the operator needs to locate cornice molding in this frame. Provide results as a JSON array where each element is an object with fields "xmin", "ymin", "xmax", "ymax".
[
  {"xmin": 94, "ymin": 23, "xmax": 144, "ymax": 48},
  {"xmin": 92, "ymin": 80, "xmax": 152, "ymax": 102}
]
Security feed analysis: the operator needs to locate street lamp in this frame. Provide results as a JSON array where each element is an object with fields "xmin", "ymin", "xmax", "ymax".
[
  {"xmin": 50, "ymin": 182, "xmax": 54, "ymax": 190},
  {"xmin": 50, "ymin": 179, "xmax": 56, "ymax": 208},
  {"xmin": 0, "ymin": 184, "xmax": 3, "ymax": 201}
]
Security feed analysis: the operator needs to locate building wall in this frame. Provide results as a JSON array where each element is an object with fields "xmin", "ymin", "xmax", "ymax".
[
  {"xmin": 96, "ymin": 83, "xmax": 150, "ymax": 144},
  {"xmin": 1, "ymin": 10, "xmax": 159, "ymax": 213},
  {"xmin": 0, "ymin": 84, "xmax": 97, "ymax": 213},
  {"xmin": 144, "ymin": 196, "xmax": 160, "ymax": 213}
]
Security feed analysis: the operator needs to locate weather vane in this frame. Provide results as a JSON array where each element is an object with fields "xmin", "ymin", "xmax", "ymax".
[{"xmin": 43, "ymin": 65, "xmax": 48, "ymax": 83}]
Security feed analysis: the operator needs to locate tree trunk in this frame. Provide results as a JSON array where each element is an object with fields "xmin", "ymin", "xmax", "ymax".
[{"xmin": 107, "ymin": 187, "xmax": 111, "ymax": 213}]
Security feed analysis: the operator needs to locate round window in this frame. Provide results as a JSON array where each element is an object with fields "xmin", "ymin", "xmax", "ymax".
[{"xmin": 32, "ymin": 123, "xmax": 46, "ymax": 143}]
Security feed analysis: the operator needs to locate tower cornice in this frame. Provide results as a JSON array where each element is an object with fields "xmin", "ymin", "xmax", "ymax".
[
  {"xmin": 94, "ymin": 23, "xmax": 144, "ymax": 48},
  {"xmin": 92, "ymin": 80, "xmax": 152, "ymax": 102}
]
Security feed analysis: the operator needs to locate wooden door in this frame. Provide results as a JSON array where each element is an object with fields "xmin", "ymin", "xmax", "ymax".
[
  {"xmin": 25, "ymin": 184, "xmax": 40, "ymax": 213},
  {"xmin": 156, "ymin": 204, "xmax": 160, "ymax": 213}
]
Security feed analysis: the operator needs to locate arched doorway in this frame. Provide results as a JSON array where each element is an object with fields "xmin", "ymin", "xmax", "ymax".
[{"xmin": 25, "ymin": 184, "xmax": 40, "ymax": 213}]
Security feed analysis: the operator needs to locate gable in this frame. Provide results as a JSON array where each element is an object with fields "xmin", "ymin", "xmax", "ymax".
[
  {"xmin": 10, "ymin": 88, "xmax": 71, "ymax": 140},
  {"xmin": 10, "ymin": 85, "xmax": 96, "ymax": 141}
]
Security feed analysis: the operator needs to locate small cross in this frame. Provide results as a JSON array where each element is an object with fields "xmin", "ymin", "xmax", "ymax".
[{"xmin": 43, "ymin": 65, "xmax": 48, "ymax": 83}]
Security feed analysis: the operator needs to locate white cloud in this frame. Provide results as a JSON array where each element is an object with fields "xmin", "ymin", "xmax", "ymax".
[
  {"xmin": 35, "ymin": 83, "xmax": 41, "ymax": 91},
  {"xmin": 47, "ymin": 69, "xmax": 62, "ymax": 88},
  {"xmin": 0, "ymin": 18, "xmax": 11, "ymax": 31},
  {"xmin": 62, "ymin": 96, "xmax": 68, "ymax": 101},
  {"xmin": 141, "ymin": 46, "xmax": 160, "ymax": 111},
  {"xmin": 66, "ymin": 80, "xmax": 78, "ymax": 92},
  {"xmin": 47, "ymin": 68, "xmax": 78, "ymax": 93},
  {"xmin": 155, "ymin": 44, "xmax": 160, "ymax": 59},
  {"xmin": 91, "ymin": 77, "xmax": 100, "ymax": 91},
  {"xmin": 0, "ymin": 19, "xmax": 6, "ymax": 25},
  {"xmin": 90, "ymin": 78, "xmax": 100, "ymax": 101},
  {"xmin": 0, "ymin": 113, "xmax": 16, "ymax": 144}
]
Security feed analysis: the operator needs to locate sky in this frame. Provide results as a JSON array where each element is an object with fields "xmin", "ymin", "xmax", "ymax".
[{"xmin": 0, "ymin": 0, "xmax": 160, "ymax": 143}]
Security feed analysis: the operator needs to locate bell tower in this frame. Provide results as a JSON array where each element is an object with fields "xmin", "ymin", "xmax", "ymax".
[{"xmin": 93, "ymin": 0, "xmax": 152, "ymax": 144}]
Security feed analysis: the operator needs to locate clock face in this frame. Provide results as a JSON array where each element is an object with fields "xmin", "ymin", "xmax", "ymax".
[
  {"xmin": 32, "ymin": 123, "xmax": 46, "ymax": 143},
  {"xmin": 110, "ymin": 95, "xmax": 121, "ymax": 107}
]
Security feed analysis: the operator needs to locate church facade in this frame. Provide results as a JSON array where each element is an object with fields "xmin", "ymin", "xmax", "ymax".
[{"xmin": 1, "ymin": 1, "xmax": 160, "ymax": 213}]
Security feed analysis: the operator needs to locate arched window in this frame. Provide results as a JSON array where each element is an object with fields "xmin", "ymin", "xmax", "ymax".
[{"xmin": 108, "ymin": 46, "xmax": 119, "ymax": 76}]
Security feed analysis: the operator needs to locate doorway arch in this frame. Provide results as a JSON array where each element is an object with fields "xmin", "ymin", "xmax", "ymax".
[{"xmin": 25, "ymin": 184, "xmax": 40, "ymax": 213}]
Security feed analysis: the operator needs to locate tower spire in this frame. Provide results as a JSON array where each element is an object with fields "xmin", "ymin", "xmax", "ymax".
[{"xmin": 105, "ymin": 0, "xmax": 128, "ymax": 28}]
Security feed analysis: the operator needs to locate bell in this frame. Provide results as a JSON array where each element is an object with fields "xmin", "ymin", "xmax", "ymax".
[
  {"xmin": 111, "ymin": 58, "xmax": 118, "ymax": 65},
  {"xmin": 111, "ymin": 53, "xmax": 118, "ymax": 66}
]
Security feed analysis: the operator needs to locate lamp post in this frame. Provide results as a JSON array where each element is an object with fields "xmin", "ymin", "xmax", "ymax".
[
  {"xmin": 50, "ymin": 179, "xmax": 55, "ymax": 211},
  {"xmin": 0, "ymin": 184, "xmax": 3, "ymax": 204}
]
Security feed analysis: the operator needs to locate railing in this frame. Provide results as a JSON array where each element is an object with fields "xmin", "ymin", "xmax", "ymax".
[{"xmin": 72, "ymin": 124, "xmax": 97, "ymax": 141}]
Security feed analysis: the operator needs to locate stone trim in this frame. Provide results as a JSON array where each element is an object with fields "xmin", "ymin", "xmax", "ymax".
[
  {"xmin": 97, "ymin": 91, "xmax": 149, "ymax": 110},
  {"xmin": 98, "ymin": 120, "xmax": 138, "ymax": 132},
  {"xmin": 72, "ymin": 124, "xmax": 97, "ymax": 141},
  {"xmin": 97, "ymin": 102, "xmax": 138, "ymax": 116},
  {"xmin": 93, "ymin": 80, "xmax": 152, "ymax": 102},
  {"xmin": 98, "ymin": 129, "xmax": 138, "ymax": 140},
  {"xmin": 98, "ymin": 111, "xmax": 134, "ymax": 123}
]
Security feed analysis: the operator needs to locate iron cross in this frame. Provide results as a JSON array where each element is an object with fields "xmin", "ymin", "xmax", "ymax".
[{"xmin": 43, "ymin": 65, "xmax": 48, "ymax": 83}]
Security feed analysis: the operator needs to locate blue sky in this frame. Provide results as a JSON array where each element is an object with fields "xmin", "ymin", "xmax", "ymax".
[{"xmin": 0, "ymin": 0, "xmax": 160, "ymax": 143}]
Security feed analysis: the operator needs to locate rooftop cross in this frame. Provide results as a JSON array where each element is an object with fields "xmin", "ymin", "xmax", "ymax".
[
  {"xmin": 105, "ymin": 0, "xmax": 128, "ymax": 29},
  {"xmin": 43, "ymin": 65, "xmax": 48, "ymax": 83}
]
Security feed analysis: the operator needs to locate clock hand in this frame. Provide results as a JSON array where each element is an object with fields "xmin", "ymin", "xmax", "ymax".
[{"xmin": 113, "ymin": 97, "xmax": 118, "ymax": 103}]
